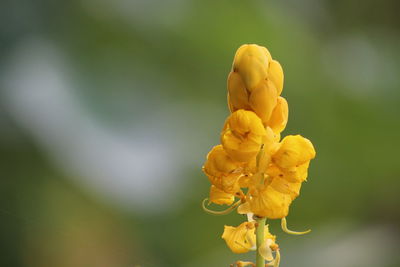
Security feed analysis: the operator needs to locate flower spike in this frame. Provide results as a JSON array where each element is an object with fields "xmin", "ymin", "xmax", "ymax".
[
  {"xmin": 202, "ymin": 198, "xmax": 241, "ymax": 216},
  {"xmin": 201, "ymin": 44, "xmax": 317, "ymax": 267},
  {"xmin": 281, "ymin": 217, "xmax": 311, "ymax": 235}
]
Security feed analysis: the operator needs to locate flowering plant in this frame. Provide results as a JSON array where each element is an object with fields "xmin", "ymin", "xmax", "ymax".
[{"xmin": 202, "ymin": 44, "xmax": 316, "ymax": 267}]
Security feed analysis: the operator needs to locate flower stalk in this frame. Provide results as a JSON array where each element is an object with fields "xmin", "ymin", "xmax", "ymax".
[{"xmin": 255, "ymin": 217, "xmax": 266, "ymax": 267}]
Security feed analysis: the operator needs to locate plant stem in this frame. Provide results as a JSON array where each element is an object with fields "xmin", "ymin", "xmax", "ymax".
[{"xmin": 256, "ymin": 217, "xmax": 266, "ymax": 267}]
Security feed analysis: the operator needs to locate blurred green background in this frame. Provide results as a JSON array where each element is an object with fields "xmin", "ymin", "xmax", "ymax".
[{"xmin": 1, "ymin": 0, "xmax": 400, "ymax": 266}]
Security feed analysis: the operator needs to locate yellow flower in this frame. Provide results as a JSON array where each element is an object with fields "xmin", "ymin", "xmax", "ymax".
[
  {"xmin": 222, "ymin": 222, "xmax": 275, "ymax": 254},
  {"xmin": 221, "ymin": 110, "xmax": 269, "ymax": 162},
  {"xmin": 209, "ymin": 185, "xmax": 235, "ymax": 205},
  {"xmin": 272, "ymin": 135, "xmax": 316, "ymax": 170},
  {"xmin": 222, "ymin": 221, "xmax": 256, "ymax": 253},
  {"xmin": 247, "ymin": 181, "xmax": 292, "ymax": 219},
  {"xmin": 203, "ymin": 145, "xmax": 242, "ymax": 194}
]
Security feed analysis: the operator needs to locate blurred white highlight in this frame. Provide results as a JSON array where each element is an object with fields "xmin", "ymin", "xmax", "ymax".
[{"xmin": 1, "ymin": 39, "xmax": 186, "ymax": 213}]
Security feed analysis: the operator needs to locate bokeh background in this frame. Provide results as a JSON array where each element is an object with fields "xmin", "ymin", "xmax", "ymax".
[{"xmin": 1, "ymin": 0, "xmax": 400, "ymax": 266}]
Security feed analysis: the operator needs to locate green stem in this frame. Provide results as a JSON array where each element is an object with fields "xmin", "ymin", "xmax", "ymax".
[{"xmin": 256, "ymin": 217, "xmax": 266, "ymax": 267}]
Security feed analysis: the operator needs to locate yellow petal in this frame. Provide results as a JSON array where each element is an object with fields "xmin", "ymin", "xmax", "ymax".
[
  {"xmin": 259, "ymin": 239, "xmax": 274, "ymax": 261},
  {"xmin": 227, "ymin": 92, "xmax": 235, "ymax": 113},
  {"xmin": 237, "ymin": 201, "xmax": 252, "ymax": 215},
  {"xmin": 203, "ymin": 145, "xmax": 242, "ymax": 193},
  {"xmin": 242, "ymin": 156, "xmax": 257, "ymax": 175},
  {"xmin": 268, "ymin": 97, "xmax": 288, "ymax": 134},
  {"xmin": 248, "ymin": 185, "xmax": 292, "ymax": 219},
  {"xmin": 257, "ymin": 148, "xmax": 272, "ymax": 174},
  {"xmin": 259, "ymin": 226, "xmax": 279, "ymax": 262},
  {"xmin": 209, "ymin": 185, "xmax": 235, "ymax": 205},
  {"xmin": 222, "ymin": 222, "xmax": 256, "ymax": 253},
  {"xmin": 272, "ymin": 135, "xmax": 316, "ymax": 169},
  {"xmin": 269, "ymin": 176, "xmax": 302, "ymax": 200},
  {"xmin": 249, "ymin": 80, "xmax": 278, "ymax": 125},
  {"xmin": 227, "ymin": 71, "xmax": 250, "ymax": 112},
  {"xmin": 260, "ymin": 46, "xmax": 273, "ymax": 62},
  {"xmin": 233, "ymin": 44, "xmax": 269, "ymax": 91},
  {"xmin": 267, "ymin": 161, "xmax": 310, "ymax": 183},
  {"xmin": 263, "ymin": 127, "xmax": 280, "ymax": 156},
  {"xmin": 268, "ymin": 60, "xmax": 284, "ymax": 95},
  {"xmin": 238, "ymin": 174, "xmax": 252, "ymax": 188}
]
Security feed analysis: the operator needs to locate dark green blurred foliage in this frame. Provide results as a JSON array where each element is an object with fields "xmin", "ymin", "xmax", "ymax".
[{"xmin": 1, "ymin": 0, "xmax": 400, "ymax": 266}]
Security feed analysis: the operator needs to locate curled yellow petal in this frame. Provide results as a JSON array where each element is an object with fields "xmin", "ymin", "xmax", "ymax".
[{"xmin": 281, "ymin": 217, "xmax": 311, "ymax": 235}]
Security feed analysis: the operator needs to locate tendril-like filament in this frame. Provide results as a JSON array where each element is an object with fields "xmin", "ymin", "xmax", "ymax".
[
  {"xmin": 202, "ymin": 198, "xmax": 241, "ymax": 215},
  {"xmin": 281, "ymin": 217, "xmax": 311, "ymax": 235}
]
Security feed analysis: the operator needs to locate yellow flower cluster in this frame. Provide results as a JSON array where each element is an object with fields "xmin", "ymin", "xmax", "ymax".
[{"xmin": 202, "ymin": 44, "xmax": 316, "ymax": 262}]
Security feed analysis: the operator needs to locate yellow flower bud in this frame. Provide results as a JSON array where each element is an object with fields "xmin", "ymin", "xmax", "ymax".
[
  {"xmin": 248, "ymin": 184, "xmax": 292, "ymax": 219},
  {"xmin": 222, "ymin": 221, "xmax": 256, "ymax": 253},
  {"xmin": 272, "ymin": 135, "xmax": 316, "ymax": 170},
  {"xmin": 268, "ymin": 96, "xmax": 289, "ymax": 134},
  {"xmin": 268, "ymin": 60, "xmax": 284, "ymax": 95},
  {"xmin": 209, "ymin": 185, "xmax": 235, "ymax": 205},
  {"xmin": 221, "ymin": 110, "xmax": 267, "ymax": 162},
  {"xmin": 203, "ymin": 145, "xmax": 242, "ymax": 194},
  {"xmin": 227, "ymin": 45, "xmax": 282, "ymax": 126},
  {"xmin": 233, "ymin": 44, "xmax": 270, "ymax": 91}
]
